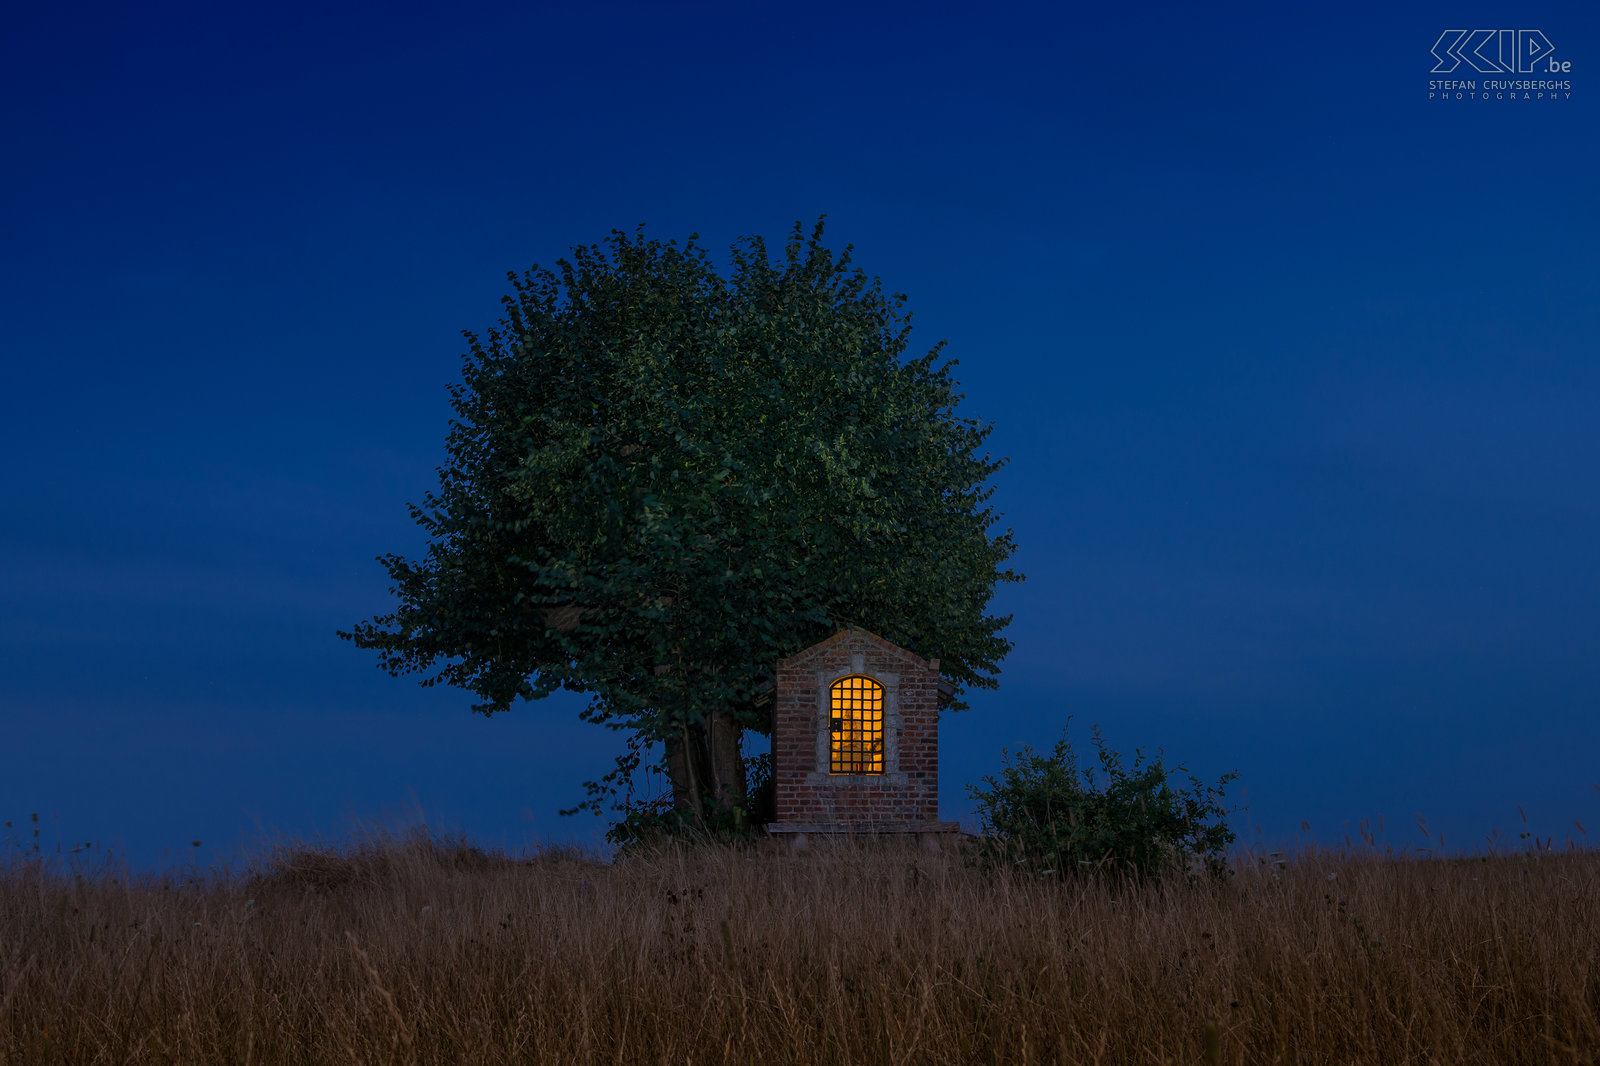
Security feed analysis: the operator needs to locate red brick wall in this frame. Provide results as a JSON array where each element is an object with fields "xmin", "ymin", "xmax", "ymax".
[{"xmin": 772, "ymin": 628, "xmax": 942, "ymax": 827}]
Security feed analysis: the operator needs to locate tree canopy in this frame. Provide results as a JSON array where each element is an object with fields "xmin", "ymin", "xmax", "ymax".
[{"xmin": 341, "ymin": 218, "xmax": 1022, "ymax": 823}]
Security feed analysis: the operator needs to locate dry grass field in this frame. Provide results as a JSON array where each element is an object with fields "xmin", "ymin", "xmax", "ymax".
[{"xmin": 1, "ymin": 828, "xmax": 1597, "ymax": 1065}]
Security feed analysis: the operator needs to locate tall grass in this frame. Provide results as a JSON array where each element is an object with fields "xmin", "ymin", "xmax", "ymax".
[{"xmin": 1, "ymin": 829, "xmax": 1596, "ymax": 1064}]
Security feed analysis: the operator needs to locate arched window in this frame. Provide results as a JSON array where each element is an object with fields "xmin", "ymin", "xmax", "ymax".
[{"xmin": 829, "ymin": 676, "xmax": 884, "ymax": 774}]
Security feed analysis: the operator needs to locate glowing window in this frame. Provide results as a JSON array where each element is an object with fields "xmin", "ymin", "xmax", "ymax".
[{"xmin": 829, "ymin": 676, "xmax": 884, "ymax": 774}]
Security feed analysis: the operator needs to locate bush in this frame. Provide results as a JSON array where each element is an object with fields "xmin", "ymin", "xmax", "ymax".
[
  {"xmin": 967, "ymin": 720, "xmax": 1238, "ymax": 881},
  {"xmin": 607, "ymin": 752, "xmax": 774, "ymax": 853}
]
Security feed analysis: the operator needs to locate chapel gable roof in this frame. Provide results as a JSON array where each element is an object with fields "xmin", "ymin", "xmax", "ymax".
[{"xmin": 778, "ymin": 627, "xmax": 935, "ymax": 672}]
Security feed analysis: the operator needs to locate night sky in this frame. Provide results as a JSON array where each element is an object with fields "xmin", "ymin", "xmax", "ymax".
[{"xmin": 4, "ymin": 2, "xmax": 1597, "ymax": 873}]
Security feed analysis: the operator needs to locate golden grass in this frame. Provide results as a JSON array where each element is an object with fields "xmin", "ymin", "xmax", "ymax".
[{"xmin": 1, "ymin": 830, "xmax": 1597, "ymax": 1064}]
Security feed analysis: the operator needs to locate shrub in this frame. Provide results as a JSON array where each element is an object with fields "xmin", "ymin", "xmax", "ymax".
[
  {"xmin": 967, "ymin": 719, "xmax": 1238, "ymax": 880},
  {"xmin": 606, "ymin": 752, "xmax": 774, "ymax": 852}
]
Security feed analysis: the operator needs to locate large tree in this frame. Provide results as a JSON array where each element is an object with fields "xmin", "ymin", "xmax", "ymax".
[{"xmin": 342, "ymin": 218, "xmax": 1021, "ymax": 824}]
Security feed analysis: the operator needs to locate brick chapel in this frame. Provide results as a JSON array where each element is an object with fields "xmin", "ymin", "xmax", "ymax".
[{"xmin": 765, "ymin": 628, "xmax": 960, "ymax": 850}]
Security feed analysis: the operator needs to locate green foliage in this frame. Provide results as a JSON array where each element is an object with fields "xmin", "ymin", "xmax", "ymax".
[
  {"xmin": 967, "ymin": 720, "xmax": 1238, "ymax": 881},
  {"xmin": 606, "ymin": 753, "xmax": 773, "ymax": 853},
  {"xmin": 341, "ymin": 217, "xmax": 1021, "ymax": 817},
  {"xmin": 605, "ymin": 799, "xmax": 753, "ymax": 854},
  {"xmin": 741, "ymin": 751, "xmax": 776, "ymax": 827}
]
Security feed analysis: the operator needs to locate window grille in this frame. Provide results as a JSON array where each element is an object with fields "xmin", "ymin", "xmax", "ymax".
[{"xmin": 829, "ymin": 675, "xmax": 884, "ymax": 774}]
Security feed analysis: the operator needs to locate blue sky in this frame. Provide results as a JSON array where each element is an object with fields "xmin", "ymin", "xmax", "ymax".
[{"xmin": 3, "ymin": 1, "xmax": 1597, "ymax": 872}]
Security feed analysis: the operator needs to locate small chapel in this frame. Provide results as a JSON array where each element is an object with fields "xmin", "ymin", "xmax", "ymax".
[{"xmin": 764, "ymin": 628, "xmax": 961, "ymax": 851}]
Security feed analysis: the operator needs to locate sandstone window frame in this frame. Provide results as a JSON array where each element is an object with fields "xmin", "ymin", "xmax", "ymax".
[{"xmin": 806, "ymin": 654, "xmax": 910, "ymax": 788}]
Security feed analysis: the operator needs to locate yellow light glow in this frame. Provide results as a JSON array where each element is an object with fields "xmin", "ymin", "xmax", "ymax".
[{"xmin": 829, "ymin": 676, "xmax": 884, "ymax": 774}]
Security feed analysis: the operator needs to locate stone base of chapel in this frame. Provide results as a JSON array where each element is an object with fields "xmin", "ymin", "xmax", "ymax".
[{"xmin": 766, "ymin": 820, "xmax": 962, "ymax": 852}]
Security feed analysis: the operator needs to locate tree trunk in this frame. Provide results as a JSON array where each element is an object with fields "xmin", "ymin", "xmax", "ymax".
[
  {"xmin": 664, "ymin": 709, "xmax": 746, "ymax": 819},
  {"xmin": 707, "ymin": 708, "xmax": 746, "ymax": 810},
  {"xmin": 665, "ymin": 721, "xmax": 704, "ymax": 817}
]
